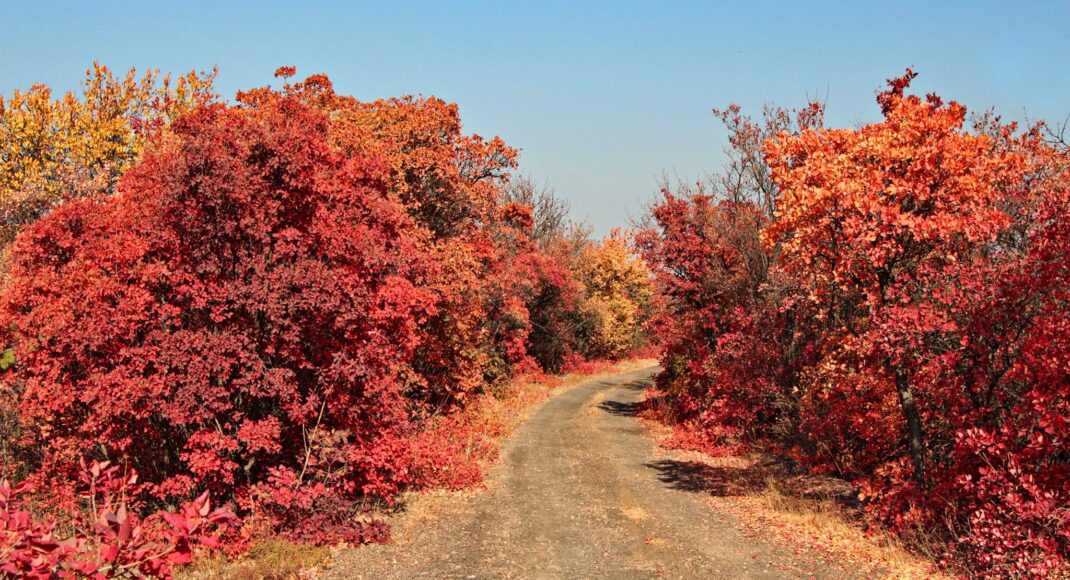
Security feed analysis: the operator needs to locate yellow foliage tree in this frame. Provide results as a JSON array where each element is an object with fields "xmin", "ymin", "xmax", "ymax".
[
  {"xmin": 0, "ymin": 62, "xmax": 216, "ymax": 247},
  {"xmin": 577, "ymin": 228, "xmax": 653, "ymax": 358}
]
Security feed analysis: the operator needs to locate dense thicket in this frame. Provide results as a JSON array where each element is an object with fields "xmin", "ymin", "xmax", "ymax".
[
  {"xmin": 638, "ymin": 71, "xmax": 1069, "ymax": 577},
  {"xmin": 0, "ymin": 67, "xmax": 653, "ymax": 571},
  {"xmin": 5, "ymin": 96, "xmax": 435, "ymax": 504}
]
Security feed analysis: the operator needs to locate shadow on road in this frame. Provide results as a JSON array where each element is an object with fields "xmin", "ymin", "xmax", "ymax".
[
  {"xmin": 645, "ymin": 458, "xmax": 861, "ymax": 507},
  {"xmin": 599, "ymin": 378, "xmax": 646, "ymax": 415},
  {"xmin": 598, "ymin": 400, "xmax": 640, "ymax": 416},
  {"xmin": 645, "ymin": 459, "xmax": 764, "ymax": 496},
  {"xmin": 620, "ymin": 378, "xmax": 649, "ymax": 391},
  {"xmin": 597, "ymin": 378, "xmax": 651, "ymax": 417}
]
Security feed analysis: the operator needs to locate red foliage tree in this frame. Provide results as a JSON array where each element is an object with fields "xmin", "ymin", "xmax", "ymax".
[
  {"xmin": 766, "ymin": 70, "xmax": 1027, "ymax": 483},
  {"xmin": 636, "ymin": 102, "xmax": 821, "ymax": 452},
  {"xmin": 2, "ymin": 96, "xmax": 436, "ymax": 512},
  {"xmin": 0, "ymin": 70, "xmax": 646, "ymax": 566},
  {"xmin": 641, "ymin": 71, "xmax": 1070, "ymax": 575},
  {"xmin": 636, "ymin": 192, "xmax": 778, "ymax": 445},
  {"xmin": 235, "ymin": 72, "xmax": 522, "ymax": 408}
]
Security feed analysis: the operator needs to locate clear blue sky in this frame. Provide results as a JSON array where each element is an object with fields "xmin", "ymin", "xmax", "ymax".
[{"xmin": 2, "ymin": 1, "xmax": 1068, "ymax": 234}]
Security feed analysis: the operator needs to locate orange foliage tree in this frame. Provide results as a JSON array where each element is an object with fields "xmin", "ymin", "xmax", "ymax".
[
  {"xmin": 641, "ymin": 71, "xmax": 1070, "ymax": 575},
  {"xmin": 764, "ymin": 70, "xmax": 1028, "ymax": 483}
]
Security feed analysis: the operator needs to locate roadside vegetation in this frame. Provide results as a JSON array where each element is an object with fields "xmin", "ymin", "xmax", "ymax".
[
  {"xmin": 0, "ymin": 65, "xmax": 653, "ymax": 577},
  {"xmin": 637, "ymin": 70, "xmax": 1070, "ymax": 578},
  {"xmin": 1, "ymin": 62, "xmax": 1067, "ymax": 579}
]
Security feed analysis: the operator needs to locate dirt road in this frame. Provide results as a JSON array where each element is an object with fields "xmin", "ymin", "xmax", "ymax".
[{"xmin": 322, "ymin": 367, "xmax": 851, "ymax": 579}]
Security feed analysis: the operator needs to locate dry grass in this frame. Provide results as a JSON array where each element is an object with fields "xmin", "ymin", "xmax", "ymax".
[
  {"xmin": 177, "ymin": 541, "xmax": 333, "ymax": 580},
  {"xmin": 646, "ymin": 443, "xmax": 951, "ymax": 579},
  {"xmin": 745, "ymin": 480, "xmax": 948, "ymax": 579}
]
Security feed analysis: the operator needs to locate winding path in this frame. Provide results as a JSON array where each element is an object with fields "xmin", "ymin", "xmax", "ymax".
[{"xmin": 322, "ymin": 367, "xmax": 851, "ymax": 579}]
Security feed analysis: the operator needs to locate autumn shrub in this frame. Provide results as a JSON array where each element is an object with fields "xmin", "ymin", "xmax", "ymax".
[
  {"xmin": 764, "ymin": 72, "xmax": 1069, "ymax": 575},
  {"xmin": 407, "ymin": 413, "xmax": 500, "ymax": 491},
  {"xmin": 237, "ymin": 71, "xmax": 520, "ymax": 409},
  {"xmin": 639, "ymin": 71, "xmax": 1070, "ymax": 576},
  {"xmin": 559, "ymin": 354, "xmax": 612, "ymax": 376},
  {"xmin": 636, "ymin": 190, "xmax": 787, "ymax": 437},
  {"xmin": 1, "ymin": 460, "xmax": 233, "ymax": 579},
  {"xmin": 2, "ymin": 95, "xmax": 434, "ymax": 517},
  {"xmin": 241, "ymin": 467, "xmax": 392, "ymax": 548},
  {"xmin": 0, "ymin": 67, "xmax": 657, "ymax": 577}
]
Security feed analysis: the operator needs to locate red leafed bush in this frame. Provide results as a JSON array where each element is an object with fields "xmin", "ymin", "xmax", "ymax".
[
  {"xmin": 0, "ymin": 67, "xmax": 656, "ymax": 574},
  {"xmin": 407, "ymin": 414, "xmax": 499, "ymax": 491},
  {"xmin": 559, "ymin": 354, "xmax": 612, "ymax": 376},
  {"xmin": 924, "ymin": 165, "xmax": 1070, "ymax": 577},
  {"xmin": 1, "ymin": 96, "xmax": 435, "ymax": 510},
  {"xmin": 241, "ymin": 467, "xmax": 391, "ymax": 547},
  {"xmin": 639, "ymin": 71, "xmax": 1070, "ymax": 576},
  {"xmin": 0, "ymin": 460, "xmax": 233, "ymax": 579},
  {"xmin": 764, "ymin": 73, "xmax": 1069, "ymax": 575},
  {"xmin": 236, "ymin": 74, "xmax": 523, "ymax": 409},
  {"xmin": 484, "ymin": 221, "xmax": 588, "ymax": 375},
  {"xmin": 635, "ymin": 190, "xmax": 785, "ymax": 445}
]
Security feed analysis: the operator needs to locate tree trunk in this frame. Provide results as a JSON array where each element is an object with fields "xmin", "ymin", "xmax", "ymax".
[{"xmin": 894, "ymin": 366, "xmax": 926, "ymax": 484}]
